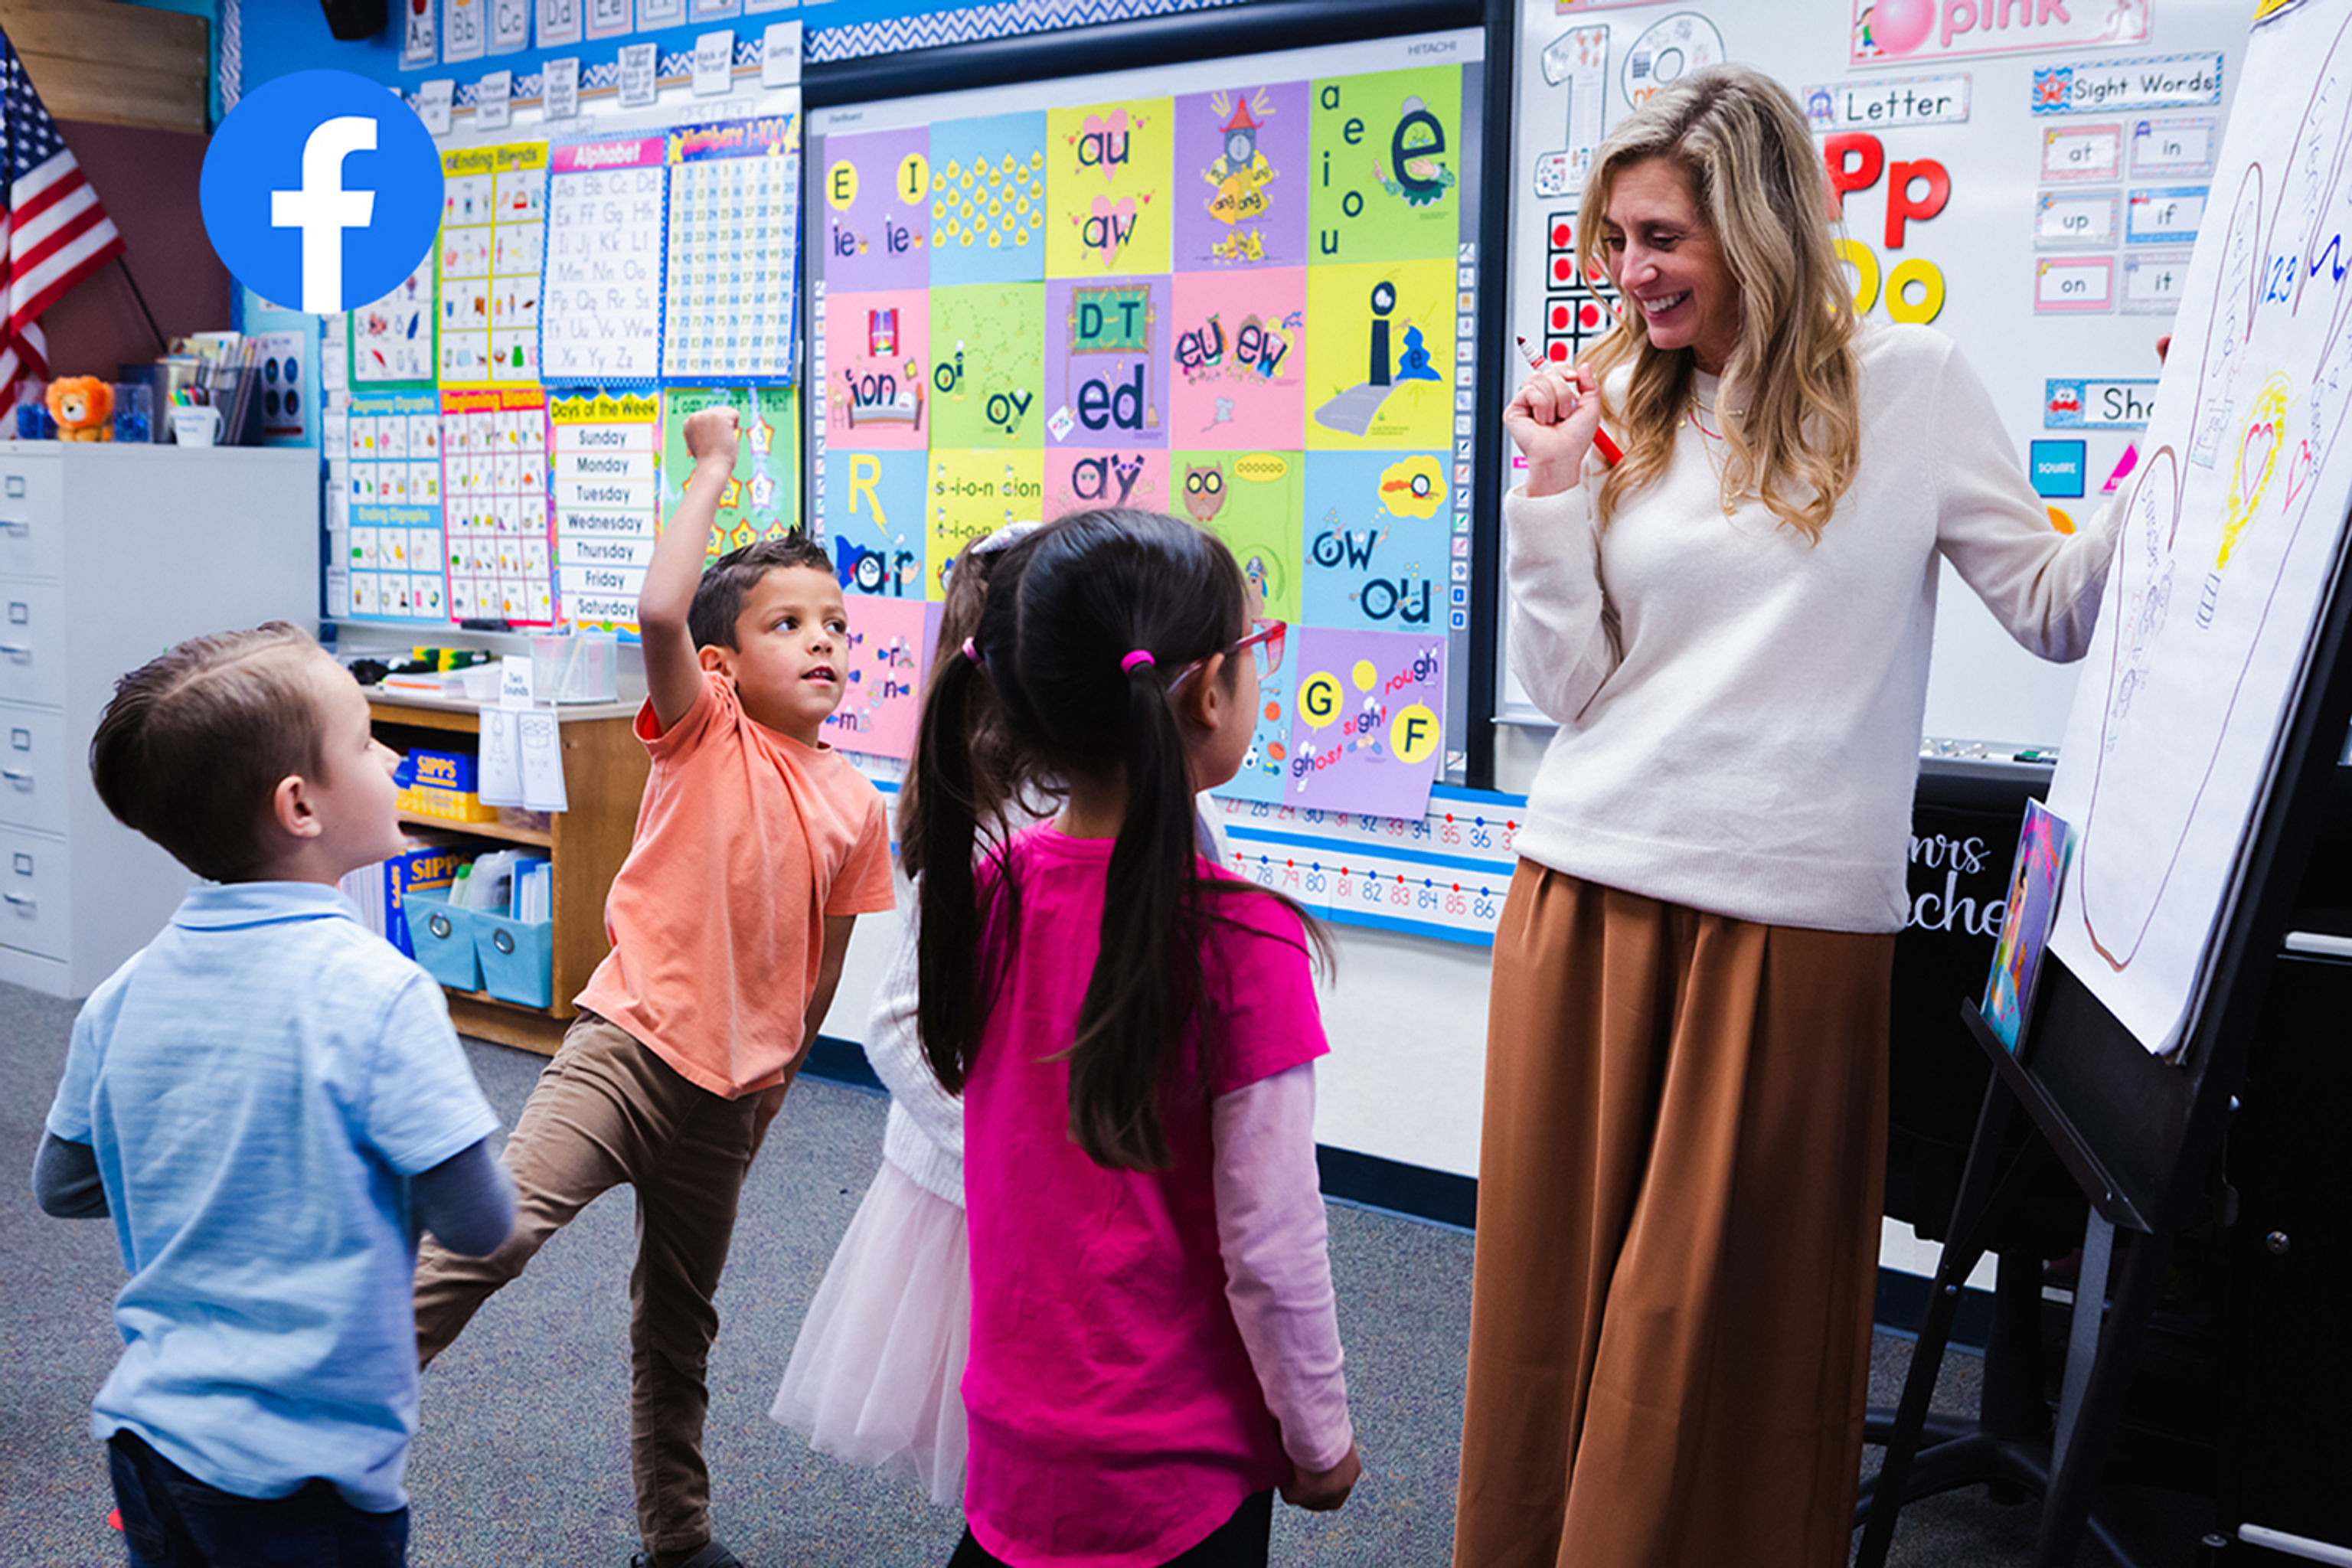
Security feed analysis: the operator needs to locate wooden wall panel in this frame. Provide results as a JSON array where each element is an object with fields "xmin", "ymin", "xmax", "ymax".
[{"xmin": 0, "ymin": 0, "xmax": 207, "ymax": 135}]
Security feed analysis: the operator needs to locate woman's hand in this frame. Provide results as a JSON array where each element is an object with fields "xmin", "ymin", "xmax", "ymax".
[{"xmin": 1505, "ymin": 363, "xmax": 1605, "ymax": 499}]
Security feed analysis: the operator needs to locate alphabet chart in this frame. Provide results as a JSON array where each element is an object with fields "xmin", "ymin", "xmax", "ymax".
[
  {"xmin": 441, "ymin": 386, "xmax": 556, "ymax": 625},
  {"xmin": 808, "ymin": 30, "xmax": 1491, "ymax": 818},
  {"xmin": 1503, "ymin": 0, "xmax": 2248, "ymax": 750},
  {"xmin": 343, "ymin": 390, "xmax": 449, "ymax": 622},
  {"xmin": 541, "ymin": 134, "xmax": 670, "ymax": 384},
  {"xmin": 436, "ymin": 141, "xmax": 547, "ymax": 386},
  {"xmin": 664, "ymin": 115, "xmax": 802, "ymax": 380}
]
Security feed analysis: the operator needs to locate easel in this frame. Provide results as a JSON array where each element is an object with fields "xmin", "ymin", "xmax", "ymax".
[{"xmin": 1857, "ymin": 514, "xmax": 2352, "ymax": 1567}]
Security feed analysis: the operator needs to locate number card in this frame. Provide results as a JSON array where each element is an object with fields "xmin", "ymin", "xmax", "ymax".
[
  {"xmin": 664, "ymin": 116, "xmax": 802, "ymax": 381},
  {"xmin": 541, "ymin": 136, "xmax": 668, "ymax": 384}
]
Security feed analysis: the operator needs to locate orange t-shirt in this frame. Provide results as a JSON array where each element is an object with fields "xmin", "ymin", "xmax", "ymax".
[{"xmin": 575, "ymin": 671, "xmax": 896, "ymax": 1099}]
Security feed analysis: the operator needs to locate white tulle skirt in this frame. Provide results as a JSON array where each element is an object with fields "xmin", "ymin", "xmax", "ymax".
[{"xmin": 771, "ymin": 1159, "xmax": 969, "ymax": 1506}]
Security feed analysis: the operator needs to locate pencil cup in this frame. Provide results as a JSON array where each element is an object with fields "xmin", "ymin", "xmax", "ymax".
[
  {"xmin": 531, "ymin": 630, "xmax": 618, "ymax": 703},
  {"xmin": 169, "ymin": 407, "xmax": 220, "ymax": 447}
]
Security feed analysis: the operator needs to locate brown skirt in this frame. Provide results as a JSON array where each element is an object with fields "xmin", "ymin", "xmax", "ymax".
[{"xmin": 1453, "ymin": 863, "xmax": 1894, "ymax": 1568}]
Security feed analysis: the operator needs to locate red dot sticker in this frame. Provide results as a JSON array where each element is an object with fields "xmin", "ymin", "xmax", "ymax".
[
  {"xmin": 1553, "ymin": 257, "xmax": 1573, "ymax": 283},
  {"xmin": 1551, "ymin": 222, "xmax": 1572, "ymax": 248}
]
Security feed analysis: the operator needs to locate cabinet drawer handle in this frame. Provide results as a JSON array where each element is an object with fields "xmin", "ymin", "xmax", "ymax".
[
  {"xmin": 3, "ymin": 891, "xmax": 34, "ymax": 909},
  {"xmin": 1, "ymin": 766, "xmax": 28, "ymax": 786},
  {"xmin": 0, "ymin": 643, "xmax": 28, "ymax": 660},
  {"xmin": 0, "ymin": 520, "xmax": 26, "ymax": 537}
]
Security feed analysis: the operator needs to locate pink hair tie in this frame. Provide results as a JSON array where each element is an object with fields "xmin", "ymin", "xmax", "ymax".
[
  {"xmin": 1120, "ymin": 648, "xmax": 1156, "ymax": 675},
  {"xmin": 962, "ymin": 637, "xmax": 981, "ymax": 665}
]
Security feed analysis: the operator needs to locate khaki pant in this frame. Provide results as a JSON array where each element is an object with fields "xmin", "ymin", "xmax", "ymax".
[
  {"xmin": 414, "ymin": 1011, "xmax": 764, "ymax": 1561},
  {"xmin": 1454, "ymin": 865, "xmax": 1893, "ymax": 1568}
]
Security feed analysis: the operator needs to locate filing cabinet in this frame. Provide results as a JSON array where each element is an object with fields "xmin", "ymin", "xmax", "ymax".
[{"xmin": 0, "ymin": 441, "xmax": 318, "ymax": 998}]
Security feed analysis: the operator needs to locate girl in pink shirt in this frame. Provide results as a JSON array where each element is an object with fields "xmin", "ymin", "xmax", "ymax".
[{"xmin": 912, "ymin": 509, "xmax": 1361, "ymax": 1567}]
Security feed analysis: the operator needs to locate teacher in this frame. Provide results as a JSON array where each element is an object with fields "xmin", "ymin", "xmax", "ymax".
[{"xmin": 1454, "ymin": 65, "xmax": 2119, "ymax": 1567}]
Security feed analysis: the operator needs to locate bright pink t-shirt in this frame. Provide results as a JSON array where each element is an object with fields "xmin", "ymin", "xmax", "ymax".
[{"xmin": 961, "ymin": 825, "xmax": 1328, "ymax": 1568}]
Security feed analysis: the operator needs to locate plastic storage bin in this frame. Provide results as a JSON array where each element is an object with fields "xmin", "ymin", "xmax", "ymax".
[
  {"xmin": 472, "ymin": 910, "xmax": 554, "ymax": 1009},
  {"xmin": 407, "ymin": 889, "xmax": 483, "ymax": 992}
]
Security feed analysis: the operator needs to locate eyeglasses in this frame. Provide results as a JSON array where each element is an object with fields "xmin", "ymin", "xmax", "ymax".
[{"xmin": 1173, "ymin": 619, "xmax": 1286, "ymax": 689}]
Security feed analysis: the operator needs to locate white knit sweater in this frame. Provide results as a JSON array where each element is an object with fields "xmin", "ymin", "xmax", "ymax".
[
  {"xmin": 864, "ymin": 909, "xmax": 966, "ymax": 1207},
  {"xmin": 1508, "ymin": 322, "xmax": 2118, "ymax": 933}
]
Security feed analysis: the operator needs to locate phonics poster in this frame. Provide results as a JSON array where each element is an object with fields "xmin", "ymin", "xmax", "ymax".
[
  {"xmin": 820, "ymin": 593, "xmax": 933, "ymax": 758},
  {"xmin": 809, "ymin": 31, "xmax": 1488, "ymax": 811}
]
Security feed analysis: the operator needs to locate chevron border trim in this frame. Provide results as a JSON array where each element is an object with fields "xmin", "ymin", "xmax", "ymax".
[{"xmin": 806, "ymin": 0, "xmax": 1257, "ymax": 65}]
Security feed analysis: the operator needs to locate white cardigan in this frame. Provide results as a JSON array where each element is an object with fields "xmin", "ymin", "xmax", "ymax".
[{"xmin": 1507, "ymin": 322, "xmax": 2118, "ymax": 933}]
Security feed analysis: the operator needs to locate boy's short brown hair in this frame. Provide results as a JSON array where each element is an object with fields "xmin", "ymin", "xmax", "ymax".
[
  {"xmin": 687, "ymin": 533, "xmax": 836, "ymax": 651},
  {"xmin": 90, "ymin": 622, "xmax": 331, "ymax": 884}
]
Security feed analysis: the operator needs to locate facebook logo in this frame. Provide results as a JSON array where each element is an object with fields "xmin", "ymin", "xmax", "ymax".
[{"xmin": 199, "ymin": 71, "xmax": 441, "ymax": 315}]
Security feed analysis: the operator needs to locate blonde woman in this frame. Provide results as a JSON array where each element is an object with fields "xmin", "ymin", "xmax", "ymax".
[{"xmin": 1455, "ymin": 67, "xmax": 2121, "ymax": 1566}]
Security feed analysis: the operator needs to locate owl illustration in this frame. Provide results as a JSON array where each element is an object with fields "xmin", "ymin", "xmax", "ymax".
[{"xmin": 1182, "ymin": 461, "xmax": 1227, "ymax": 523}]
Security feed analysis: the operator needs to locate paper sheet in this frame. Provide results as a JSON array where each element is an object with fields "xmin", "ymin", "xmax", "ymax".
[
  {"xmin": 518, "ymin": 711, "xmax": 569, "ymax": 812},
  {"xmin": 478, "ymin": 707, "xmax": 525, "ymax": 806}
]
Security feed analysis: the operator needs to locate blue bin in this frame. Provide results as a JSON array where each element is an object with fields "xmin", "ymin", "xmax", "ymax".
[
  {"xmin": 407, "ymin": 889, "xmax": 483, "ymax": 993},
  {"xmin": 472, "ymin": 910, "xmax": 554, "ymax": 1009}
]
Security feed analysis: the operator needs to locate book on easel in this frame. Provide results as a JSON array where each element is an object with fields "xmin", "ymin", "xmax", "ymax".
[{"xmin": 1981, "ymin": 800, "xmax": 2070, "ymax": 1054}]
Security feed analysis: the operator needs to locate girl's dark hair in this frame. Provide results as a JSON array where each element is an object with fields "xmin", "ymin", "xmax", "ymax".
[
  {"xmin": 894, "ymin": 533, "xmax": 1050, "ymax": 880},
  {"xmin": 914, "ymin": 508, "xmax": 1307, "ymax": 1171}
]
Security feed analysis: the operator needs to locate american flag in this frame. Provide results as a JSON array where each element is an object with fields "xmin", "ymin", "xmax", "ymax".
[{"xmin": 0, "ymin": 30, "xmax": 122, "ymax": 400}]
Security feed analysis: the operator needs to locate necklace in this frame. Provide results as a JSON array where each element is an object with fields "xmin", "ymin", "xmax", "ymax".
[{"xmin": 1687, "ymin": 401, "xmax": 1738, "ymax": 518}]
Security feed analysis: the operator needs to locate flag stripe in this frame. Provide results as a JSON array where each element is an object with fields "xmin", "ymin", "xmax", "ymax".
[{"xmin": 0, "ymin": 36, "xmax": 123, "ymax": 404}]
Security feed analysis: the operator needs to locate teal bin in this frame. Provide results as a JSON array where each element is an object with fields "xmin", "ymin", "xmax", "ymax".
[
  {"xmin": 473, "ymin": 910, "xmax": 554, "ymax": 1009},
  {"xmin": 407, "ymin": 889, "xmax": 482, "ymax": 992}
]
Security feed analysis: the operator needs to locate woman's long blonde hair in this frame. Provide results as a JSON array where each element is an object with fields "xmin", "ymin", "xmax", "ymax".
[{"xmin": 1576, "ymin": 65, "xmax": 1860, "ymax": 541}]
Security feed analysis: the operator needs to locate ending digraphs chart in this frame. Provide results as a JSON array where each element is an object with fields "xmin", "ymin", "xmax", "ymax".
[{"xmin": 2047, "ymin": 0, "xmax": 2352, "ymax": 1056}]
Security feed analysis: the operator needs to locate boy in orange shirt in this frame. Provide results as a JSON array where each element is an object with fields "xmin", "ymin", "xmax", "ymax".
[{"xmin": 413, "ymin": 408, "xmax": 894, "ymax": 1568}]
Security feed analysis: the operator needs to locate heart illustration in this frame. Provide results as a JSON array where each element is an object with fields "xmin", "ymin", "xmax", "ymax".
[
  {"xmin": 2239, "ymin": 418, "xmax": 2277, "ymax": 505},
  {"xmin": 2283, "ymin": 438, "xmax": 2314, "ymax": 514}
]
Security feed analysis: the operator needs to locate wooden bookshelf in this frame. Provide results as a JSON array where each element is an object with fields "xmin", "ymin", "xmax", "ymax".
[{"xmin": 368, "ymin": 694, "xmax": 648, "ymax": 1056}]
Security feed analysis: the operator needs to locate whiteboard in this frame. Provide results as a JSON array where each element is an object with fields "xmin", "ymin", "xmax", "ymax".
[
  {"xmin": 2047, "ymin": 0, "xmax": 2352, "ymax": 1054},
  {"xmin": 1500, "ymin": 0, "xmax": 2246, "ymax": 750}
]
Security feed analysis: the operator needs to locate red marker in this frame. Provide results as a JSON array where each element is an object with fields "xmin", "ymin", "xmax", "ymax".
[{"xmin": 1517, "ymin": 333, "xmax": 1623, "ymax": 466}]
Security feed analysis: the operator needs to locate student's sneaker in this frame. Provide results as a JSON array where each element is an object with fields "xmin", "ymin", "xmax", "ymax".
[{"xmin": 629, "ymin": 1544, "xmax": 746, "ymax": 1568}]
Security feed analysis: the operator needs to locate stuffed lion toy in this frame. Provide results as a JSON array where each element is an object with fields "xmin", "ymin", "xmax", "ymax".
[{"xmin": 46, "ymin": 377, "xmax": 113, "ymax": 442}]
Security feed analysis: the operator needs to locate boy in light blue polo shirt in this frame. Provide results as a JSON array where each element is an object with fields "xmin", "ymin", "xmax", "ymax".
[{"xmin": 33, "ymin": 622, "xmax": 515, "ymax": 1568}]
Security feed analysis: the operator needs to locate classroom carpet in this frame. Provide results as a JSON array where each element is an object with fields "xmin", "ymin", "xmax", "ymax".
[{"xmin": 1, "ymin": 978, "xmax": 2214, "ymax": 1566}]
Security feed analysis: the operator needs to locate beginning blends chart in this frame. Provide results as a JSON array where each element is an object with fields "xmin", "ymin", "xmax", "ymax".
[
  {"xmin": 441, "ymin": 386, "xmax": 555, "ymax": 626},
  {"xmin": 541, "ymin": 133, "xmax": 670, "ymax": 384},
  {"xmin": 665, "ymin": 116, "xmax": 802, "ymax": 381},
  {"xmin": 807, "ymin": 31, "xmax": 1489, "ymax": 814},
  {"xmin": 437, "ymin": 142, "xmax": 547, "ymax": 386}
]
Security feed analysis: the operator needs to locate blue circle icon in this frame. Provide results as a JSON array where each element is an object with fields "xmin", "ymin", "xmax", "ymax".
[{"xmin": 201, "ymin": 70, "xmax": 443, "ymax": 315}]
